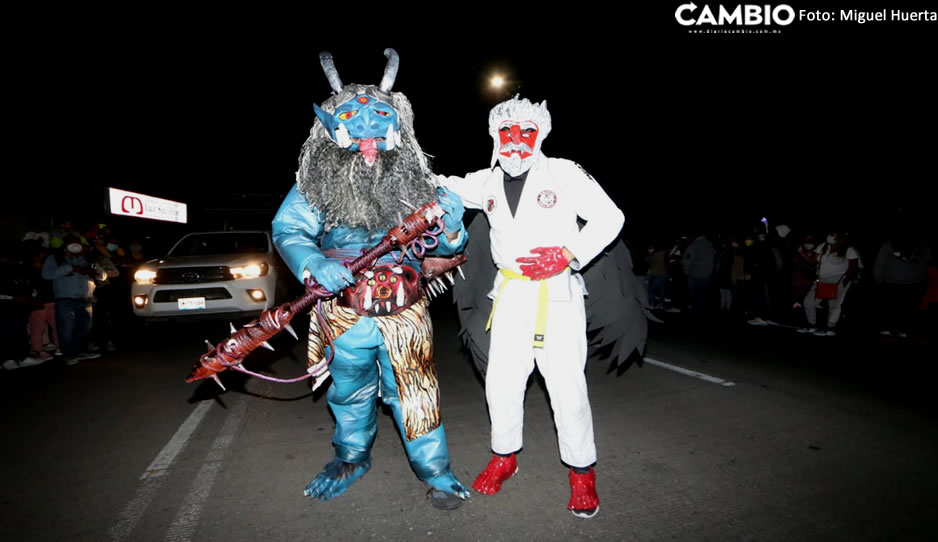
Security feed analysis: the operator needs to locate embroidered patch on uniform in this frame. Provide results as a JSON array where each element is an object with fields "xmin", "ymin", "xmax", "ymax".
[
  {"xmin": 536, "ymin": 190, "xmax": 557, "ymax": 208},
  {"xmin": 486, "ymin": 196, "xmax": 497, "ymax": 213}
]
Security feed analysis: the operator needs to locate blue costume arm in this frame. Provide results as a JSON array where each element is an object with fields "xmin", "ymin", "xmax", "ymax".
[{"xmin": 272, "ymin": 186, "xmax": 328, "ymax": 283}]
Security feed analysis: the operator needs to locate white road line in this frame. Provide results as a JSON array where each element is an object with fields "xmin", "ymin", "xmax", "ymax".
[
  {"xmin": 109, "ymin": 400, "xmax": 214, "ymax": 542},
  {"xmin": 644, "ymin": 357, "xmax": 736, "ymax": 387},
  {"xmin": 144, "ymin": 401, "xmax": 214, "ymax": 478},
  {"xmin": 164, "ymin": 398, "xmax": 247, "ymax": 542},
  {"xmin": 108, "ymin": 476, "xmax": 165, "ymax": 542}
]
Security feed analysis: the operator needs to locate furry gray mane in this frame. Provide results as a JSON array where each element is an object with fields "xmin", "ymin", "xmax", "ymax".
[{"xmin": 296, "ymin": 84, "xmax": 437, "ymax": 231}]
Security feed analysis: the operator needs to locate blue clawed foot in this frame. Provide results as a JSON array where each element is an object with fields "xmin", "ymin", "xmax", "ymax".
[
  {"xmin": 425, "ymin": 470, "xmax": 470, "ymax": 510},
  {"xmin": 303, "ymin": 458, "xmax": 372, "ymax": 501}
]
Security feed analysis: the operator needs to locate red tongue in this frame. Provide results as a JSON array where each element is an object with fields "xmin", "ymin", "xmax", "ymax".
[{"xmin": 359, "ymin": 138, "xmax": 378, "ymax": 166}]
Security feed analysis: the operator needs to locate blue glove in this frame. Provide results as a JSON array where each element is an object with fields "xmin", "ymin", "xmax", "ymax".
[
  {"xmin": 312, "ymin": 260, "xmax": 354, "ymax": 294},
  {"xmin": 436, "ymin": 188, "xmax": 464, "ymax": 233}
]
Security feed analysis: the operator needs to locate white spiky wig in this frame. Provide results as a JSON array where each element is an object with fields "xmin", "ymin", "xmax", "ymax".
[{"xmin": 488, "ymin": 95, "xmax": 552, "ymax": 174}]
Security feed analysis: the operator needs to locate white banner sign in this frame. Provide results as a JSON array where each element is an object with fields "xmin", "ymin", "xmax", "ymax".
[{"xmin": 108, "ymin": 187, "xmax": 187, "ymax": 224}]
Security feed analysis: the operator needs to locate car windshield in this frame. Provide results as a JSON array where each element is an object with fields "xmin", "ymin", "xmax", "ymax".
[{"xmin": 168, "ymin": 233, "xmax": 269, "ymax": 256}]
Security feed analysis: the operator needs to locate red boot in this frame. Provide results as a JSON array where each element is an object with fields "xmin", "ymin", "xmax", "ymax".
[
  {"xmin": 568, "ymin": 467, "xmax": 599, "ymax": 518},
  {"xmin": 472, "ymin": 453, "xmax": 518, "ymax": 495}
]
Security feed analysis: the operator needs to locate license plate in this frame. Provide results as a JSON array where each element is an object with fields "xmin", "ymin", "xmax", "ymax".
[{"xmin": 178, "ymin": 297, "xmax": 206, "ymax": 310}]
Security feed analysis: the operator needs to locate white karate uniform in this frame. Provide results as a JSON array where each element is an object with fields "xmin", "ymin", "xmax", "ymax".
[{"xmin": 441, "ymin": 153, "xmax": 624, "ymax": 467}]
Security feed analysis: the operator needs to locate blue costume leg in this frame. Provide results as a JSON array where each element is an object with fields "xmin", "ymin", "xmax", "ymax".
[
  {"xmin": 377, "ymin": 343, "xmax": 469, "ymax": 502},
  {"xmin": 304, "ymin": 319, "xmax": 381, "ymax": 501}
]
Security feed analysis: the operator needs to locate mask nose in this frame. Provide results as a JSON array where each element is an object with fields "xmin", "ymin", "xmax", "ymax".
[{"xmin": 509, "ymin": 125, "xmax": 522, "ymax": 144}]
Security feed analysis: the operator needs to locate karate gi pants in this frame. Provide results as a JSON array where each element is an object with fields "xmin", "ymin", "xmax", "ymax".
[{"xmin": 485, "ymin": 278, "xmax": 596, "ymax": 468}]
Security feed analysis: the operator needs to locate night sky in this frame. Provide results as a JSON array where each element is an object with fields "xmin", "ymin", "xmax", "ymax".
[{"xmin": 11, "ymin": 8, "xmax": 936, "ymax": 254}]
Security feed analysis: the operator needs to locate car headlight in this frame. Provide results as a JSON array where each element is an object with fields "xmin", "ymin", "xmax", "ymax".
[
  {"xmin": 134, "ymin": 269, "xmax": 157, "ymax": 284},
  {"xmin": 230, "ymin": 262, "xmax": 268, "ymax": 279}
]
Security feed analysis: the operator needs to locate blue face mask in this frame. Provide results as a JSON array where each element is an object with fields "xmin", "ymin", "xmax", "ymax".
[
  {"xmin": 826, "ymin": 235, "xmax": 836, "ymax": 244},
  {"xmin": 314, "ymin": 94, "xmax": 400, "ymax": 155},
  {"xmin": 107, "ymin": 243, "xmax": 119, "ymax": 252}
]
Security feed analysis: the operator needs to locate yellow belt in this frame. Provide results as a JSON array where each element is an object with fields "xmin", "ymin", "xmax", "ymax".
[{"xmin": 486, "ymin": 269, "xmax": 554, "ymax": 348}]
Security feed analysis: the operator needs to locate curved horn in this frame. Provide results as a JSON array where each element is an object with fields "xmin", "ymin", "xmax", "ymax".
[
  {"xmin": 319, "ymin": 51, "xmax": 343, "ymax": 94},
  {"xmin": 378, "ymin": 48, "xmax": 400, "ymax": 93}
]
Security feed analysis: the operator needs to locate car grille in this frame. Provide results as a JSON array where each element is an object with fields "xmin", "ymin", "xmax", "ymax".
[
  {"xmin": 154, "ymin": 266, "xmax": 231, "ymax": 284},
  {"xmin": 153, "ymin": 288, "xmax": 233, "ymax": 303}
]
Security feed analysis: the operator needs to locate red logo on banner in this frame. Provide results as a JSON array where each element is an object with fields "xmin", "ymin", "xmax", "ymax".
[{"xmin": 122, "ymin": 196, "xmax": 144, "ymax": 215}]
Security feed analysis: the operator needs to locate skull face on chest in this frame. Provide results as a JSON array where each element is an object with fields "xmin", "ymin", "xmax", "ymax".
[{"xmin": 341, "ymin": 264, "xmax": 421, "ymax": 316}]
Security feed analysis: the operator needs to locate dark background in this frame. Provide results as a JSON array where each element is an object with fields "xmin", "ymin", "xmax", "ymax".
[{"xmin": 8, "ymin": 6, "xmax": 936, "ymax": 255}]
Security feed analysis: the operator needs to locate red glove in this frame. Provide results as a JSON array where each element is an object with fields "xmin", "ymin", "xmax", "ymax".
[{"xmin": 516, "ymin": 246, "xmax": 570, "ymax": 280}]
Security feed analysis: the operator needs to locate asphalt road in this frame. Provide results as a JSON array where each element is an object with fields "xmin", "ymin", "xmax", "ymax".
[{"xmin": 2, "ymin": 301, "xmax": 936, "ymax": 541}]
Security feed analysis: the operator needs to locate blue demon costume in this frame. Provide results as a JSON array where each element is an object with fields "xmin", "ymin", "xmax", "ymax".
[{"xmin": 272, "ymin": 49, "xmax": 469, "ymax": 508}]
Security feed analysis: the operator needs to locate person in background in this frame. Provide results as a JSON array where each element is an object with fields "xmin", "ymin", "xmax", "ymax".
[
  {"xmin": 22, "ymin": 219, "xmax": 50, "ymax": 248},
  {"xmin": 2, "ymin": 242, "xmax": 49, "ymax": 370},
  {"xmin": 768, "ymin": 224, "xmax": 794, "ymax": 323},
  {"xmin": 49, "ymin": 218, "xmax": 84, "ymax": 250},
  {"xmin": 645, "ymin": 244, "xmax": 668, "ymax": 310},
  {"xmin": 790, "ymin": 234, "xmax": 818, "ymax": 327},
  {"xmin": 25, "ymin": 243, "xmax": 59, "ymax": 360},
  {"xmin": 665, "ymin": 236, "xmax": 688, "ymax": 312},
  {"xmin": 744, "ymin": 224, "xmax": 777, "ymax": 326},
  {"xmin": 683, "ymin": 232, "xmax": 715, "ymax": 316},
  {"xmin": 799, "ymin": 231, "xmax": 859, "ymax": 336},
  {"xmin": 128, "ymin": 239, "xmax": 146, "ymax": 263},
  {"xmin": 714, "ymin": 236, "xmax": 743, "ymax": 315},
  {"xmin": 87, "ymin": 233, "xmax": 121, "ymax": 352},
  {"xmin": 41, "ymin": 235, "xmax": 104, "ymax": 365},
  {"xmin": 873, "ymin": 231, "xmax": 932, "ymax": 338},
  {"xmin": 107, "ymin": 235, "xmax": 136, "ymax": 337}
]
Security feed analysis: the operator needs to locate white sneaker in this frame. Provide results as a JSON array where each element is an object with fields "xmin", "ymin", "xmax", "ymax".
[
  {"xmin": 897, "ymin": 332, "xmax": 908, "ymax": 338},
  {"xmin": 19, "ymin": 355, "xmax": 50, "ymax": 367},
  {"xmin": 747, "ymin": 317, "xmax": 769, "ymax": 326},
  {"xmin": 64, "ymin": 357, "xmax": 80, "ymax": 366},
  {"xmin": 797, "ymin": 327, "xmax": 813, "ymax": 334},
  {"xmin": 75, "ymin": 351, "xmax": 101, "ymax": 361},
  {"xmin": 3, "ymin": 356, "xmax": 49, "ymax": 369},
  {"xmin": 879, "ymin": 330, "xmax": 893, "ymax": 336}
]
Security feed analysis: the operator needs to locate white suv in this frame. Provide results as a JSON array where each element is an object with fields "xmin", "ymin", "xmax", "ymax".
[{"xmin": 131, "ymin": 231, "xmax": 282, "ymax": 320}]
